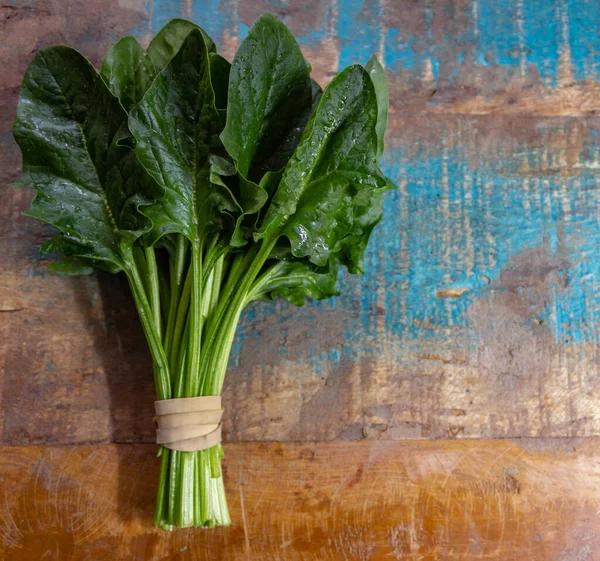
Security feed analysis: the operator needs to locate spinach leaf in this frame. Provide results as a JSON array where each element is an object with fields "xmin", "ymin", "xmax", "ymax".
[
  {"xmin": 220, "ymin": 13, "xmax": 312, "ymax": 182},
  {"xmin": 252, "ymin": 258, "xmax": 339, "ymax": 306},
  {"xmin": 41, "ymin": 234, "xmax": 123, "ymax": 275},
  {"xmin": 254, "ymin": 78, "xmax": 323, "ymax": 178},
  {"xmin": 48, "ymin": 257, "xmax": 95, "ymax": 275},
  {"xmin": 339, "ymin": 189, "xmax": 385, "ymax": 274},
  {"xmin": 101, "ymin": 37, "xmax": 156, "ymax": 111},
  {"xmin": 365, "ymin": 56, "xmax": 389, "ymax": 162},
  {"xmin": 256, "ymin": 64, "xmax": 387, "ymax": 266},
  {"xmin": 40, "ymin": 233, "xmax": 99, "ymax": 274},
  {"xmin": 209, "ymin": 53, "xmax": 231, "ymax": 123},
  {"xmin": 13, "ymin": 47, "xmax": 156, "ymax": 268},
  {"xmin": 148, "ymin": 18, "xmax": 215, "ymax": 73},
  {"xmin": 129, "ymin": 29, "xmax": 235, "ymax": 247},
  {"xmin": 208, "ymin": 156, "xmax": 268, "ymax": 247}
]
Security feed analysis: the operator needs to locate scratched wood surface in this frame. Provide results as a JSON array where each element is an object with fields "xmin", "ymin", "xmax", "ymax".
[
  {"xmin": 2, "ymin": 439, "xmax": 600, "ymax": 561},
  {"xmin": 2, "ymin": 0, "xmax": 600, "ymax": 559}
]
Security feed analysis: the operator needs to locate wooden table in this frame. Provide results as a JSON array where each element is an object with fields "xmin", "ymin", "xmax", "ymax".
[{"xmin": 1, "ymin": 1, "xmax": 600, "ymax": 559}]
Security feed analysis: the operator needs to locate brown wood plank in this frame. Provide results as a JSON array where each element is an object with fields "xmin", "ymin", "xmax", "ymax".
[
  {"xmin": 1, "ymin": 439, "xmax": 600, "ymax": 560},
  {"xmin": 1, "ymin": 1, "xmax": 600, "ymax": 557}
]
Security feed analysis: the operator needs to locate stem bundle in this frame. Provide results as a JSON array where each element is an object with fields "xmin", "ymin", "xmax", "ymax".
[{"xmin": 124, "ymin": 234, "xmax": 277, "ymax": 529}]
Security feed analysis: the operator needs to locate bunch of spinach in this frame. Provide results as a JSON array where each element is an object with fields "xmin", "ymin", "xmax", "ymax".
[{"xmin": 13, "ymin": 14, "xmax": 393, "ymax": 529}]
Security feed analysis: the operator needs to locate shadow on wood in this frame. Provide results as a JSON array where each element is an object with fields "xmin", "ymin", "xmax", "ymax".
[{"xmin": 71, "ymin": 272, "xmax": 157, "ymax": 525}]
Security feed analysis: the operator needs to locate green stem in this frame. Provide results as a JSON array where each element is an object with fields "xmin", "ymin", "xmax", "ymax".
[
  {"xmin": 201, "ymin": 239, "xmax": 276, "ymax": 395},
  {"xmin": 174, "ymin": 316, "xmax": 189, "ymax": 398},
  {"xmin": 201, "ymin": 241, "xmax": 228, "ymax": 294},
  {"xmin": 153, "ymin": 235, "xmax": 271, "ymax": 530},
  {"xmin": 201, "ymin": 248, "xmax": 256, "ymax": 357},
  {"xmin": 123, "ymin": 246, "xmax": 171, "ymax": 400},
  {"xmin": 178, "ymin": 452, "xmax": 196, "ymax": 527},
  {"xmin": 168, "ymin": 450, "xmax": 179, "ymax": 525},
  {"xmin": 170, "ymin": 266, "xmax": 192, "ymax": 374},
  {"xmin": 245, "ymin": 260, "xmax": 287, "ymax": 303},
  {"xmin": 145, "ymin": 246, "xmax": 162, "ymax": 341},
  {"xmin": 154, "ymin": 449, "xmax": 170, "ymax": 527},
  {"xmin": 186, "ymin": 242, "xmax": 203, "ymax": 396},
  {"xmin": 205, "ymin": 307, "xmax": 242, "ymax": 395},
  {"xmin": 209, "ymin": 254, "xmax": 225, "ymax": 315},
  {"xmin": 132, "ymin": 243, "xmax": 149, "ymax": 297},
  {"xmin": 164, "ymin": 235, "xmax": 187, "ymax": 356},
  {"xmin": 200, "ymin": 268, "xmax": 215, "ymax": 327}
]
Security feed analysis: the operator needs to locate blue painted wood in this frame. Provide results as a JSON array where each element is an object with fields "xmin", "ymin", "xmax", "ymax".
[
  {"xmin": 135, "ymin": 0, "xmax": 600, "ymax": 347},
  {"xmin": 2, "ymin": 0, "xmax": 600, "ymax": 444},
  {"xmin": 171, "ymin": 0, "xmax": 600, "ymax": 440}
]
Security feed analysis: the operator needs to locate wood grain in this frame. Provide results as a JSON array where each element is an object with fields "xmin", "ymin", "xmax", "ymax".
[
  {"xmin": 3, "ymin": 112, "xmax": 600, "ymax": 445},
  {"xmin": 2, "ymin": 0, "xmax": 600, "ymax": 558},
  {"xmin": 1, "ymin": 439, "xmax": 600, "ymax": 560}
]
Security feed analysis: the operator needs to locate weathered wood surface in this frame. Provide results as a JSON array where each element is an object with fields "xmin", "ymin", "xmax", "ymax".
[
  {"xmin": 2, "ymin": 0, "xmax": 600, "ymax": 445},
  {"xmin": 2, "ymin": 439, "xmax": 600, "ymax": 561},
  {"xmin": 2, "ymin": 0, "xmax": 600, "ymax": 558}
]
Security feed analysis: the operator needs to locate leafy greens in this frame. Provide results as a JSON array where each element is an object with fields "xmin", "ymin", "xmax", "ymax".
[{"xmin": 13, "ymin": 13, "xmax": 394, "ymax": 530}]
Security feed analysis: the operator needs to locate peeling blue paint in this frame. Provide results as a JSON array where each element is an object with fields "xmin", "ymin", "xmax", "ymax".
[
  {"xmin": 366, "ymin": 142, "xmax": 600, "ymax": 346},
  {"xmin": 337, "ymin": 0, "xmax": 383, "ymax": 68},
  {"xmin": 142, "ymin": 0, "xmax": 600, "ymax": 374},
  {"xmin": 146, "ymin": 0, "xmax": 600, "ymax": 86},
  {"xmin": 234, "ymin": 123, "xmax": 600, "ymax": 371},
  {"xmin": 566, "ymin": 0, "xmax": 600, "ymax": 81}
]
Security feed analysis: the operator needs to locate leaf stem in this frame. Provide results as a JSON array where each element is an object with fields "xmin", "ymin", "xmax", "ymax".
[
  {"xmin": 186, "ymin": 242, "xmax": 203, "ymax": 396},
  {"xmin": 209, "ymin": 254, "xmax": 225, "ymax": 315},
  {"xmin": 174, "ymin": 317, "xmax": 189, "ymax": 398},
  {"xmin": 154, "ymin": 449, "xmax": 170, "ymax": 527},
  {"xmin": 201, "ymin": 248, "xmax": 256, "ymax": 351},
  {"xmin": 170, "ymin": 266, "xmax": 192, "ymax": 374},
  {"xmin": 200, "ymin": 268, "xmax": 215, "ymax": 327},
  {"xmin": 123, "ymin": 245, "xmax": 171, "ymax": 400},
  {"xmin": 245, "ymin": 260, "xmax": 287, "ymax": 303},
  {"xmin": 164, "ymin": 235, "xmax": 187, "ymax": 356},
  {"xmin": 133, "ymin": 243, "xmax": 150, "ymax": 297},
  {"xmin": 145, "ymin": 245, "xmax": 162, "ymax": 340},
  {"xmin": 201, "ymin": 239, "xmax": 276, "ymax": 395}
]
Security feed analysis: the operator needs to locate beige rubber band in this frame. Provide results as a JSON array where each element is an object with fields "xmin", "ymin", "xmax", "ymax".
[{"xmin": 154, "ymin": 396, "xmax": 223, "ymax": 452}]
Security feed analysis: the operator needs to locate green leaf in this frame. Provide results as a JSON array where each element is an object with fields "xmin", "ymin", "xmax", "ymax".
[
  {"xmin": 101, "ymin": 37, "xmax": 157, "ymax": 111},
  {"xmin": 48, "ymin": 256, "xmax": 95, "ymax": 275},
  {"xmin": 111, "ymin": 128, "xmax": 163, "ymax": 234},
  {"xmin": 208, "ymin": 156, "xmax": 267, "ymax": 247},
  {"xmin": 257, "ymin": 169, "xmax": 283, "ymax": 200},
  {"xmin": 254, "ymin": 257, "xmax": 339, "ymax": 306},
  {"xmin": 254, "ymin": 78, "xmax": 323, "ymax": 178},
  {"xmin": 13, "ymin": 46, "xmax": 155, "ymax": 267},
  {"xmin": 226, "ymin": 168, "xmax": 282, "ymax": 247},
  {"xmin": 365, "ymin": 56, "xmax": 389, "ymax": 162},
  {"xmin": 209, "ymin": 53, "xmax": 231, "ymax": 123},
  {"xmin": 40, "ymin": 233, "xmax": 83, "ymax": 257},
  {"xmin": 41, "ymin": 233, "xmax": 124, "ymax": 274},
  {"xmin": 220, "ymin": 13, "xmax": 312, "ymax": 181},
  {"xmin": 339, "ymin": 189, "xmax": 384, "ymax": 274},
  {"xmin": 256, "ymin": 64, "xmax": 388, "ymax": 267},
  {"xmin": 130, "ymin": 29, "xmax": 234, "ymax": 246},
  {"xmin": 148, "ymin": 18, "xmax": 215, "ymax": 73}
]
